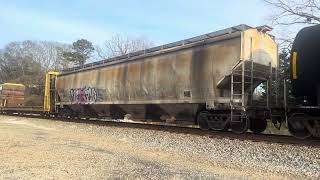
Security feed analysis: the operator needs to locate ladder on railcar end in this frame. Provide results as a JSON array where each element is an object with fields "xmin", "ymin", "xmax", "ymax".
[
  {"xmin": 230, "ymin": 60, "xmax": 275, "ymax": 122},
  {"xmin": 230, "ymin": 61, "xmax": 246, "ymax": 122}
]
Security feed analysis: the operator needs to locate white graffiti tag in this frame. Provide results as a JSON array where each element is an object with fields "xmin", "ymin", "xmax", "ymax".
[{"xmin": 70, "ymin": 87, "xmax": 97, "ymax": 104}]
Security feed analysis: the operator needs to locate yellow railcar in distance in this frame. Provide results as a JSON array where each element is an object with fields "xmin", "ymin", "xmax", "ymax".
[
  {"xmin": 43, "ymin": 72, "xmax": 61, "ymax": 113},
  {"xmin": 0, "ymin": 72, "xmax": 60, "ymax": 113},
  {"xmin": 0, "ymin": 83, "xmax": 26, "ymax": 108}
]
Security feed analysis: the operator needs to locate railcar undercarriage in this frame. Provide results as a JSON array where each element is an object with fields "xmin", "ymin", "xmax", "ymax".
[{"xmin": 287, "ymin": 107, "xmax": 320, "ymax": 139}]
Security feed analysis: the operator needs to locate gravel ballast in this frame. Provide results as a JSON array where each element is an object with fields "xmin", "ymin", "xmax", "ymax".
[{"xmin": 0, "ymin": 115, "xmax": 319, "ymax": 179}]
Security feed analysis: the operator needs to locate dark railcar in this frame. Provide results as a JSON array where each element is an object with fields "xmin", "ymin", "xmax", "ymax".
[
  {"xmin": 290, "ymin": 24, "xmax": 320, "ymax": 106},
  {"xmin": 287, "ymin": 25, "xmax": 320, "ymax": 139}
]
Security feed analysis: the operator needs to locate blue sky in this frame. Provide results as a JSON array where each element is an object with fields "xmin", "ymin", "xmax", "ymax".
[{"xmin": 0, "ymin": 0, "xmax": 273, "ymax": 48}]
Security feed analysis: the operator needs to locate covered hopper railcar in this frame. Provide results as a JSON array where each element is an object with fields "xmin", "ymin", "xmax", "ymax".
[{"xmin": 56, "ymin": 24, "xmax": 278, "ymax": 134}]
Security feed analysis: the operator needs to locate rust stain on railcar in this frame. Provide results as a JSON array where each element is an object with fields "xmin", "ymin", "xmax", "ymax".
[
  {"xmin": 127, "ymin": 61, "xmax": 141, "ymax": 100},
  {"xmin": 190, "ymin": 45, "xmax": 211, "ymax": 100},
  {"xmin": 140, "ymin": 58, "xmax": 156, "ymax": 100},
  {"xmin": 175, "ymin": 51, "xmax": 192, "ymax": 100},
  {"xmin": 121, "ymin": 63, "xmax": 129, "ymax": 102},
  {"xmin": 114, "ymin": 65, "xmax": 125, "ymax": 101},
  {"xmin": 156, "ymin": 54, "xmax": 177, "ymax": 99},
  {"xmin": 102, "ymin": 66, "xmax": 117, "ymax": 101},
  {"xmin": 211, "ymin": 38, "xmax": 242, "ymax": 97}
]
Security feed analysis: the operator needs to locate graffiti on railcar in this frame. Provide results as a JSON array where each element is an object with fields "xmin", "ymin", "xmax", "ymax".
[{"xmin": 70, "ymin": 87, "xmax": 97, "ymax": 104}]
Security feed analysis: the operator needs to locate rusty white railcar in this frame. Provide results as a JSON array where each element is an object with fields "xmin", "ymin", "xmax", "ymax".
[{"xmin": 55, "ymin": 24, "xmax": 278, "ymax": 134}]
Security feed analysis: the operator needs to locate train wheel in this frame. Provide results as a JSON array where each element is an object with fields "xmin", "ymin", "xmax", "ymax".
[
  {"xmin": 249, "ymin": 118, "xmax": 267, "ymax": 134},
  {"xmin": 231, "ymin": 115, "xmax": 249, "ymax": 134},
  {"xmin": 197, "ymin": 111, "xmax": 210, "ymax": 130},
  {"xmin": 288, "ymin": 113, "xmax": 312, "ymax": 139}
]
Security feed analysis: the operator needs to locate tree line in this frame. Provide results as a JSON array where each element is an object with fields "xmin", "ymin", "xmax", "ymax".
[
  {"xmin": 0, "ymin": 35, "xmax": 153, "ymax": 93},
  {"xmin": 0, "ymin": 41, "xmax": 71, "ymax": 87}
]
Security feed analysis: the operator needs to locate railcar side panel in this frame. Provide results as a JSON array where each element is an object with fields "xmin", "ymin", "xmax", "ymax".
[{"xmin": 57, "ymin": 37, "xmax": 241, "ymax": 105}]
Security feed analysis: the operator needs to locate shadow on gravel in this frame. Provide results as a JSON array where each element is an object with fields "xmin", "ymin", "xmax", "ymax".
[{"xmin": 56, "ymin": 139, "xmax": 115, "ymax": 155}]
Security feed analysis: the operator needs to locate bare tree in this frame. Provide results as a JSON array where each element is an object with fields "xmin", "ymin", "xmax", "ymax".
[
  {"xmin": 264, "ymin": 0, "xmax": 320, "ymax": 48},
  {"xmin": 0, "ymin": 42, "xmax": 42, "ymax": 85},
  {"xmin": 96, "ymin": 34, "xmax": 154, "ymax": 59},
  {"xmin": 261, "ymin": 0, "xmax": 320, "ymax": 103},
  {"xmin": 0, "ymin": 41, "xmax": 71, "ymax": 86},
  {"xmin": 21, "ymin": 41, "xmax": 72, "ymax": 70},
  {"xmin": 265, "ymin": 0, "xmax": 320, "ymax": 25}
]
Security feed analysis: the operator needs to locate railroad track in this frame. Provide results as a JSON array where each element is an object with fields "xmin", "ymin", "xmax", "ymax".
[
  {"xmin": 3, "ymin": 112, "xmax": 318, "ymax": 147},
  {"xmin": 73, "ymin": 119, "xmax": 320, "ymax": 147}
]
